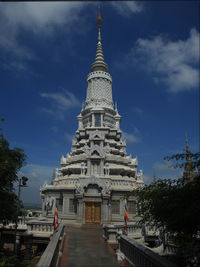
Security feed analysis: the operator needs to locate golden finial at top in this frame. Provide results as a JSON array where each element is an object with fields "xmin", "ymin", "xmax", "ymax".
[{"xmin": 97, "ymin": 8, "xmax": 102, "ymax": 28}]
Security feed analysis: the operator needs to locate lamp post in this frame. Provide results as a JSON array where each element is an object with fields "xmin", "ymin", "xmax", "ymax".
[{"xmin": 14, "ymin": 176, "xmax": 28, "ymax": 255}]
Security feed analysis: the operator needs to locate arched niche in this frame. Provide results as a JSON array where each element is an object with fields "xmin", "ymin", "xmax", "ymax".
[{"xmin": 85, "ymin": 183, "xmax": 102, "ymax": 194}]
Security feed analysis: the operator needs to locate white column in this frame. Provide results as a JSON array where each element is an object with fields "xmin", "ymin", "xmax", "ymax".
[
  {"xmin": 102, "ymin": 199, "xmax": 109, "ymax": 222},
  {"xmin": 87, "ymin": 159, "xmax": 91, "ymax": 175},
  {"xmin": 101, "ymin": 114, "xmax": 103, "ymax": 127},
  {"xmin": 77, "ymin": 199, "xmax": 83, "ymax": 222},
  {"xmin": 62, "ymin": 197, "xmax": 68, "ymax": 216},
  {"xmin": 100, "ymin": 160, "xmax": 104, "ymax": 175},
  {"xmin": 92, "ymin": 114, "xmax": 95, "ymax": 127},
  {"xmin": 42, "ymin": 199, "xmax": 45, "ymax": 216}
]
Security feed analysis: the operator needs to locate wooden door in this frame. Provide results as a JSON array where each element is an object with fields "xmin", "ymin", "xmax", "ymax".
[
  {"xmin": 85, "ymin": 202, "xmax": 101, "ymax": 223},
  {"xmin": 94, "ymin": 203, "xmax": 101, "ymax": 223},
  {"xmin": 85, "ymin": 202, "xmax": 93, "ymax": 223}
]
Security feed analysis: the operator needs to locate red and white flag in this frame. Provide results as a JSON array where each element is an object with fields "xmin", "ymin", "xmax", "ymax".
[
  {"xmin": 53, "ymin": 206, "xmax": 58, "ymax": 230},
  {"xmin": 124, "ymin": 199, "xmax": 130, "ymax": 231}
]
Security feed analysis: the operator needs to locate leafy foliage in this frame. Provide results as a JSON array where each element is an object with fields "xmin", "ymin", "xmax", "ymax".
[
  {"xmin": 132, "ymin": 151, "xmax": 200, "ymax": 266},
  {"xmin": 0, "ymin": 252, "xmax": 25, "ymax": 267},
  {"xmin": 164, "ymin": 152, "xmax": 200, "ymax": 170},
  {"xmin": 134, "ymin": 178, "xmax": 200, "ymax": 236},
  {"xmin": 0, "ymin": 134, "xmax": 26, "ymax": 222}
]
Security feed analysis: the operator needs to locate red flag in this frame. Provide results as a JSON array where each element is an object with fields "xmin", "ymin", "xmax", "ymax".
[
  {"xmin": 124, "ymin": 200, "xmax": 130, "ymax": 231},
  {"xmin": 53, "ymin": 207, "xmax": 58, "ymax": 230}
]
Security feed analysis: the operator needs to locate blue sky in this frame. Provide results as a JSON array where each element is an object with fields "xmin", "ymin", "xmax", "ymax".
[{"xmin": 0, "ymin": 2, "xmax": 199, "ymax": 204}]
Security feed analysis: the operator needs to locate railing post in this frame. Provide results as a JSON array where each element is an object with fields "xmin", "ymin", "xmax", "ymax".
[
  {"xmin": 14, "ymin": 232, "xmax": 21, "ymax": 255},
  {"xmin": 24, "ymin": 234, "xmax": 33, "ymax": 260},
  {"xmin": 103, "ymin": 224, "xmax": 118, "ymax": 244}
]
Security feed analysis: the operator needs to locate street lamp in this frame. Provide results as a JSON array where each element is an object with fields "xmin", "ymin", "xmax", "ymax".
[
  {"xmin": 14, "ymin": 176, "xmax": 28, "ymax": 255},
  {"xmin": 17, "ymin": 176, "xmax": 28, "ymax": 199}
]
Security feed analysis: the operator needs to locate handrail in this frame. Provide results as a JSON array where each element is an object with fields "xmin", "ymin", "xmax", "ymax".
[
  {"xmin": 36, "ymin": 222, "xmax": 65, "ymax": 267},
  {"xmin": 119, "ymin": 235, "xmax": 177, "ymax": 267}
]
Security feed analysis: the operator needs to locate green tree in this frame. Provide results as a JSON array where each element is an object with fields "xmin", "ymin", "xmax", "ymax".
[
  {"xmin": 164, "ymin": 151, "xmax": 200, "ymax": 179},
  {"xmin": 135, "ymin": 177, "xmax": 200, "ymax": 234},
  {"xmin": 132, "ymin": 152, "xmax": 200, "ymax": 266},
  {"xmin": 0, "ymin": 252, "xmax": 25, "ymax": 267},
  {"xmin": 0, "ymin": 133, "xmax": 26, "ymax": 222}
]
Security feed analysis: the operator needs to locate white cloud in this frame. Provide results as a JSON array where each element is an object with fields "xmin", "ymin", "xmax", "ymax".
[
  {"xmin": 111, "ymin": 1, "xmax": 143, "ymax": 16},
  {"xmin": 50, "ymin": 126, "xmax": 59, "ymax": 133},
  {"xmin": 142, "ymin": 174, "xmax": 152, "ymax": 185},
  {"xmin": 122, "ymin": 128, "xmax": 141, "ymax": 143},
  {"xmin": 153, "ymin": 161, "xmax": 182, "ymax": 179},
  {"xmin": 40, "ymin": 90, "xmax": 80, "ymax": 108},
  {"xmin": 19, "ymin": 164, "xmax": 53, "ymax": 185},
  {"xmin": 154, "ymin": 161, "xmax": 172, "ymax": 171},
  {"xmin": 132, "ymin": 107, "xmax": 143, "ymax": 115},
  {"xmin": 129, "ymin": 28, "xmax": 199, "ymax": 92},
  {"xmin": 2, "ymin": 3, "xmax": 83, "ymax": 29},
  {"xmin": 0, "ymin": 2, "xmax": 86, "ymax": 68},
  {"xmin": 65, "ymin": 133, "xmax": 75, "ymax": 142},
  {"xmin": 18, "ymin": 164, "xmax": 54, "ymax": 204},
  {"xmin": 40, "ymin": 90, "xmax": 81, "ymax": 119},
  {"xmin": 0, "ymin": 2, "xmax": 85, "ymax": 35}
]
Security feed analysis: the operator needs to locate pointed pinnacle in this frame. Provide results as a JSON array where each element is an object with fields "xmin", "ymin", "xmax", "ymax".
[
  {"xmin": 185, "ymin": 133, "xmax": 190, "ymax": 153},
  {"xmin": 91, "ymin": 9, "xmax": 108, "ymax": 72},
  {"xmin": 185, "ymin": 133, "xmax": 192, "ymax": 162},
  {"xmin": 97, "ymin": 9, "xmax": 102, "ymax": 28}
]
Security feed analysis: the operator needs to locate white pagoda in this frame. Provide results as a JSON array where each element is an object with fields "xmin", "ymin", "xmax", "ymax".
[{"xmin": 40, "ymin": 11, "xmax": 144, "ymax": 224}]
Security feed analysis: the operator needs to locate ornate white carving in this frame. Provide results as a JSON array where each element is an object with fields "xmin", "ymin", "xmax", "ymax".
[
  {"xmin": 81, "ymin": 162, "xmax": 87, "ymax": 175},
  {"xmin": 61, "ymin": 155, "xmax": 66, "ymax": 164},
  {"xmin": 90, "ymin": 130, "xmax": 104, "ymax": 140},
  {"xmin": 105, "ymin": 163, "xmax": 110, "ymax": 175},
  {"xmin": 45, "ymin": 196, "xmax": 55, "ymax": 211},
  {"xmin": 55, "ymin": 168, "xmax": 60, "ymax": 178},
  {"xmin": 90, "ymin": 144, "xmax": 104, "ymax": 158},
  {"xmin": 75, "ymin": 176, "xmax": 111, "ymax": 195},
  {"xmin": 87, "ymin": 71, "xmax": 112, "ymax": 82},
  {"xmin": 137, "ymin": 169, "xmax": 143, "ymax": 181},
  {"xmin": 103, "ymin": 143, "xmax": 110, "ymax": 154},
  {"xmin": 75, "ymin": 183, "xmax": 84, "ymax": 194},
  {"xmin": 131, "ymin": 157, "xmax": 137, "ymax": 166},
  {"xmin": 41, "ymin": 181, "xmax": 48, "ymax": 190},
  {"xmin": 83, "ymin": 144, "xmax": 90, "ymax": 155},
  {"xmin": 85, "ymin": 98, "xmax": 113, "ymax": 109},
  {"xmin": 85, "ymin": 71, "xmax": 113, "ymax": 109}
]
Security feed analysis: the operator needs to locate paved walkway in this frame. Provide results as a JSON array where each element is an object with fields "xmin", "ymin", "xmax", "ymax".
[{"xmin": 59, "ymin": 225, "xmax": 120, "ymax": 267}]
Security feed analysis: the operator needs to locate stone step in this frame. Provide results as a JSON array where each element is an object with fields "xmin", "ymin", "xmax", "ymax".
[{"xmin": 81, "ymin": 223, "xmax": 102, "ymax": 229}]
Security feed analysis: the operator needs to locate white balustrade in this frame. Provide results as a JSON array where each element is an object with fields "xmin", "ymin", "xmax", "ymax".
[{"xmin": 26, "ymin": 220, "xmax": 54, "ymax": 234}]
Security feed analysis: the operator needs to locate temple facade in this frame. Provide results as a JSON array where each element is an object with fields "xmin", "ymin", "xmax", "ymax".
[{"xmin": 40, "ymin": 11, "xmax": 144, "ymax": 225}]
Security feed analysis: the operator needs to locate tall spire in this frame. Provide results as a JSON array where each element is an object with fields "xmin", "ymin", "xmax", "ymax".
[
  {"xmin": 183, "ymin": 134, "xmax": 195, "ymax": 180},
  {"xmin": 91, "ymin": 9, "xmax": 108, "ymax": 72},
  {"xmin": 185, "ymin": 133, "xmax": 191, "ymax": 162}
]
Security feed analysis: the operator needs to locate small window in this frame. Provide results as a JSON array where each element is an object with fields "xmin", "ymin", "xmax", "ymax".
[
  {"xmin": 94, "ymin": 114, "xmax": 101, "ymax": 127},
  {"xmin": 128, "ymin": 201, "xmax": 136, "ymax": 214},
  {"xmin": 111, "ymin": 200, "xmax": 120, "ymax": 214},
  {"xmin": 69, "ymin": 199, "xmax": 75, "ymax": 213}
]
